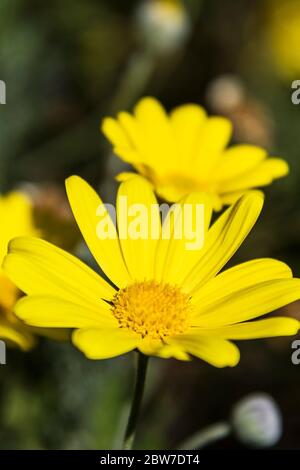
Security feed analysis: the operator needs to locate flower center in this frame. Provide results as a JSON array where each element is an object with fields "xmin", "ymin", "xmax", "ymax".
[{"xmin": 111, "ymin": 280, "xmax": 192, "ymax": 339}]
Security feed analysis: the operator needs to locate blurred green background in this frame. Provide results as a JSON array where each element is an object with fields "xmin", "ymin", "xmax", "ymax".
[{"xmin": 1, "ymin": 0, "xmax": 300, "ymax": 449}]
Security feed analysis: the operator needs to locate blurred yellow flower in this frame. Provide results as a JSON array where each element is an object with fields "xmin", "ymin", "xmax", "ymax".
[
  {"xmin": 0, "ymin": 191, "xmax": 69, "ymax": 351},
  {"xmin": 0, "ymin": 192, "xmax": 38, "ymax": 350},
  {"xmin": 3, "ymin": 176, "xmax": 300, "ymax": 366},
  {"xmin": 266, "ymin": 0, "xmax": 300, "ymax": 80},
  {"xmin": 102, "ymin": 97, "xmax": 288, "ymax": 210}
]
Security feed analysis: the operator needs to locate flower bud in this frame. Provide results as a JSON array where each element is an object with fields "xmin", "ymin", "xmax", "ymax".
[
  {"xmin": 231, "ymin": 393, "xmax": 282, "ymax": 448},
  {"xmin": 135, "ymin": 0, "xmax": 191, "ymax": 54},
  {"xmin": 206, "ymin": 75, "xmax": 245, "ymax": 114}
]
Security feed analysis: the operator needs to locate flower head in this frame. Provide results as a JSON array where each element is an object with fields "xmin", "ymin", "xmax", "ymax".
[
  {"xmin": 0, "ymin": 191, "xmax": 39, "ymax": 350},
  {"xmin": 231, "ymin": 393, "xmax": 282, "ymax": 448},
  {"xmin": 135, "ymin": 0, "xmax": 191, "ymax": 54},
  {"xmin": 102, "ymin": 97, "xmax": 288, "ymax": 210},
  {"xmin": 0, "ymin": 191, "xmax": 68, "ymax": 350},
  {"xmin": 3, "ymin": 176, "xmax": 299, "ymax": 366}
]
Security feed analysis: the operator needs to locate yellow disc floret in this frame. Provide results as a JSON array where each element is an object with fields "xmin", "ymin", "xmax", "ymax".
[{"xmin": 112, "ymin": 280, "xmax": 192, "ymax": 339}]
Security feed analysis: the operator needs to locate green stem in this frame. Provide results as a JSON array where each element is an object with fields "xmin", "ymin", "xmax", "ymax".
[
  {"xmin": 178, "ymin": 422, "xmax": 231, "ymax": 450},
  {"xmin": 110, "ymin": 50, "xmax": 156, "ymax": 113},
  {"xmin": 123, "ymin": 352, "xmax": 149, "ymax": 450}
]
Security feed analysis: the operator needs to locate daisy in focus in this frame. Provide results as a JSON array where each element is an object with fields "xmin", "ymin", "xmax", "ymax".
[
  {"xmin": 102, "ymin": 97, "xmax": 288, "ymax": 210},
  {"xmin": 3, "ymin": 175, "xmax": 300, "ymax": 367}
]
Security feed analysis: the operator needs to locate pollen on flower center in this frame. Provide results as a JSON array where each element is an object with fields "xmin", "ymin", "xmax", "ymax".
[{"xmin": 111, "ymin": 280, "xmax": 192, "ymax": 339}]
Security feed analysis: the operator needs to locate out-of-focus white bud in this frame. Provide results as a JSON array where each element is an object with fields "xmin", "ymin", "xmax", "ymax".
[
  {"xmin": 206, "ymin": 74, "xmax": 274, "ymax": 148},
  {"xmin": 135, "ymin": 0, "xmax": 191, "ymax": 54},
  {"xmin": 206, "ymin": 75, "xmax": 245, "ymax": 113},
  {"xmin": 231, "ymin": 393, "xmax": 282, "ymax": 448}
]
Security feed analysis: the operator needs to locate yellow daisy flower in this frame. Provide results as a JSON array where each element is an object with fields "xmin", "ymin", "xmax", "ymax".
[
  {"xmin": 102, "ymin": 97, "xmax": 289, "ymax": 210},
  {"xmin": 0, "ymin": 191, "xmax": 68, "ymax": 351},
  {"xmin": 3, "ymin": 175, "xmax": 299, "ymax": 367},
  {"xmin": 0, "ymin": 191, "xmax": 39, "ymax": 350}
]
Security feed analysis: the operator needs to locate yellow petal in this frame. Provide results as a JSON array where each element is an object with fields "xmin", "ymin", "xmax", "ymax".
[
  {"xmin": 192, "ymin": 258, "xmax": 292, "ymax": 306},
  {"xmin": 191, "ymin": 317, "xmax": 299, "ymax": 339},
  {"xmin": 261, "ymin": 158, "xmax": 289, "ymax": 178},
  {"xmin": 192, "ymin": 278, "xmax": 300, "ymax": 327},
  {"xmin": 155, "ymin": 192, "xmax": 213, "ymax": 283},
  {"xmin": 0, "ymin": 274, "xmax": 19, "ymax": 311},
  {"xmin": 214, "ymin": 145, "xmax": 267, "ymax": 181},
  {"xmin": 102, "ymin": 112, "xmax": 147, "ymax": 165},
  {"xmin": 181, "ymin": 192, "xmax": 264, "ymax": 293},
  {"xmin": 167, "ymin": 335, "xmax": 240, "ymax": 367},
  {"xmin": 15, "ymin": 296, "xmax": 117, "ymax": 328},
  {"xmin": 117, "ymin": 175, "xmax": 160, "ymax": 280},
  {"xmin": 0, "ymin": 191, "xmax": 38, "ymax": 265},
  {"xmin": 136, "ymin": 337, "xmax": 191, "ymax": 360},
  {"xmin": 194, "ymin": 116, "xmax": 232, "ymax": 177},
  {"xmin": 156, "ymin": 183, "xmax": 223, "ymax": 210},
  {"xmin": 155, "ymin": 182, "xmax": 192, "ymax": 203},
  {"xmin": 0, "ymin": 322, "xmax": 35, "ymax": 351},
  {"xmin": 3, "ymin": 237, "xmax": 115, "ymax": 306},
  {"xmin": 220, "ymin": 158, "xmax": 289, "ymax": 193},
  {"xmin": 101, "ymin": 117, "xmax": 132, "ymax": 151},
  {"xmin": 134, "ymin": 97, "xmax": 177, "ymax": 171},
  {"xmin": 117, "ymin": 112, "xmax": 145, "ymax": 153},
  {"xmin": 72, "ymin": 327, "xmax": 139, "ymax": 359},
  {"xmin": 115, "ymin": 172, "xmax": 137, "ymax": 182},
  {"xmin": 170, "ymin": 104, "xmax": 207, "ymax": 166},
  {"xmin": 154, "ymin": 344, "xmax": 191, "ymax": 361},
  {"xmin": 137, "ymin": 337, "xmax": 163, "ymax": 356},
  {"xmin": 134, "ymin": 97, "xmax": 169, "ymax": 127},
  {"xmin": 220, "ymin": 190, "xmax": 264, "ymax": 206},
  {"xmin": 66, "ymin": 175, "xmax": 131, "ymax": 288}
]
